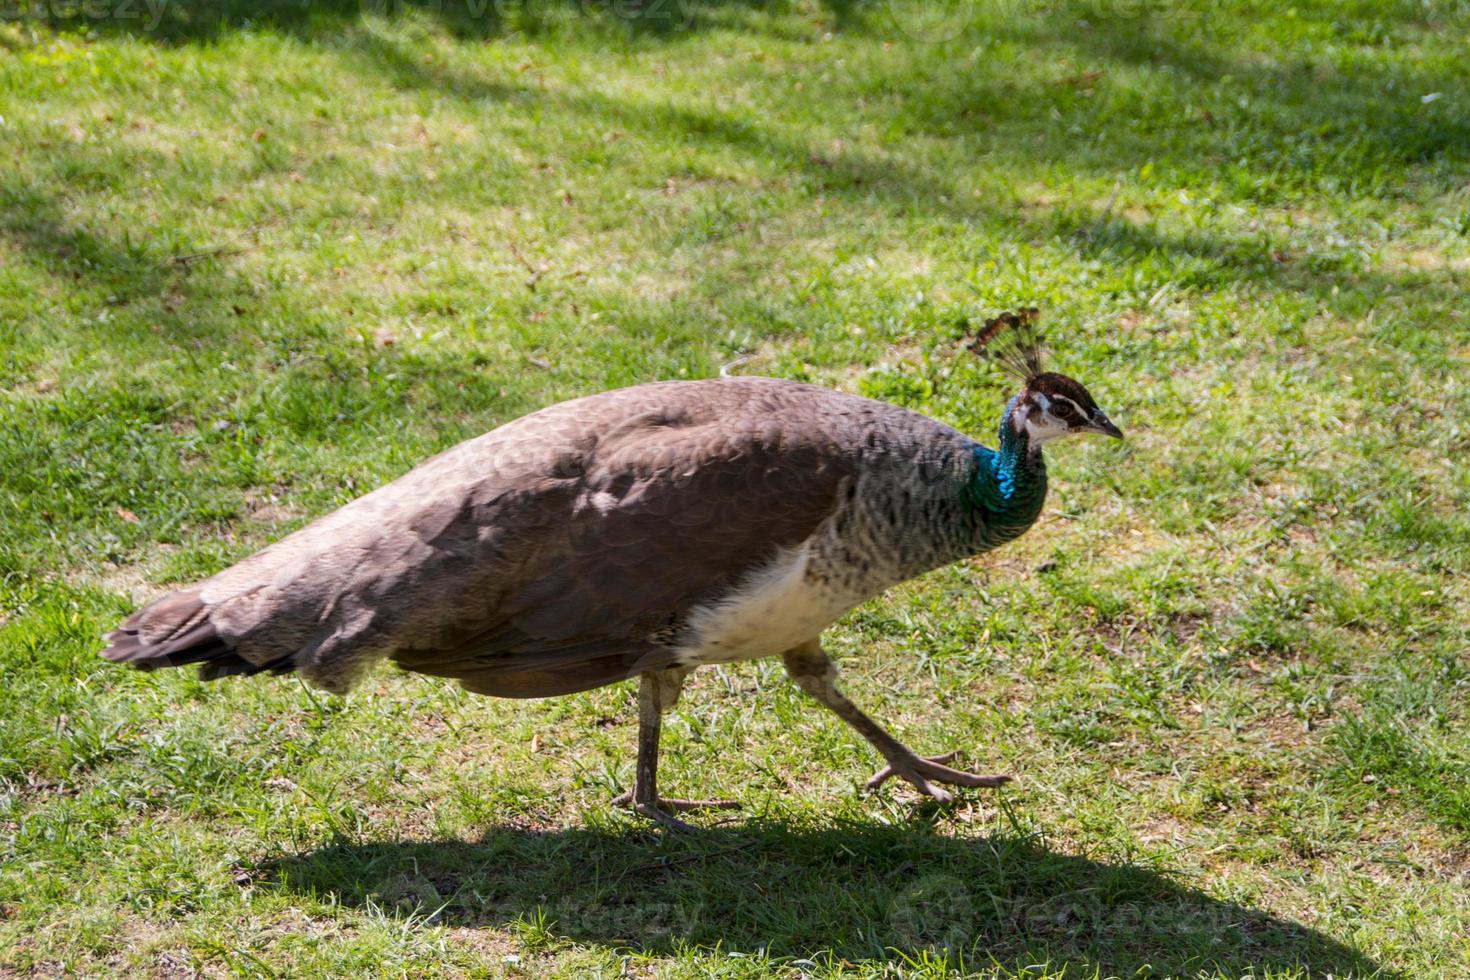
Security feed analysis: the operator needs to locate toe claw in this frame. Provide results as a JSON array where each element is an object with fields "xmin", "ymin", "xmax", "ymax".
[
  {"xmin": 866, "ymin": 753, "xmax": 1012, "ymax": 799},
  {"xmin": 661, "ymin": 798, "xmax": 740, "ymax": 812},
  {"xmin": 923, "ymin": 782, "xmax": 953, "ymax": 804},
  {"xmin": 613, "ymin": 791, "xmax": 741, "ymax": 829},
  {"xmin": 632, "ymin": 802, "xmax": 701, "ymax": 832}
]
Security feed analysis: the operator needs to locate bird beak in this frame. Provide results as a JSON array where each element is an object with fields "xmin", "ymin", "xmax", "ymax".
[{"xmin": 1087, "ymin": 412, "xmax": 1124, "ymax": 440}]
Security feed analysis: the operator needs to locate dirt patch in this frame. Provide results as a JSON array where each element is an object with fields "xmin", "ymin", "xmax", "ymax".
[
  {"xmin": 241, "ymin": 489, "xmax": 306, "ymax": 526},
  {"xmin": 1241, "ymin": 712, "xmax": 1313, "ymax": 751},
  {"xmin": 443, "ymin": 925, "xmax": 521, "ymax": 959},
  {"xmin": 63, "ymin": 548, "xmax": 177, "ymax": 604},
  {"xmin": 1381, "ymin": 248, "xmax": 1470, "ymax": 273},
  {"xmin": 1135, "ymin": 812, "xmax": 1197, "ymax": 848}
]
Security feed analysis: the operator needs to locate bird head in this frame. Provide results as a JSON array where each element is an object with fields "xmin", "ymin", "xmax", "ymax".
[
  {"xmin": 968, "ymin": 307, "xmax": 1124, "ymax": 446},
  {"xmin": 1012, "ymin": 371, "xmax": 1123, "ymax": 445}
]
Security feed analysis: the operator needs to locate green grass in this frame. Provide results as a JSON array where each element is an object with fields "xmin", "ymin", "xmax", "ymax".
[{"xmin": 3, "ymin": 0, "xmax": 1470, "ymax": 975}]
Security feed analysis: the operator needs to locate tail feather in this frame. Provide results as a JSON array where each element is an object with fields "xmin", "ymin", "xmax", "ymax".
[{"xmin": 101, "ymin": 588, "xmax": 293, "ymax": 680}]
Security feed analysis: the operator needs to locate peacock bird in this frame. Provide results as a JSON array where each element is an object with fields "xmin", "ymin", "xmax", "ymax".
[{"xmin": 101, "ymin": 309, "xmax": 1122, "ymax": 830}]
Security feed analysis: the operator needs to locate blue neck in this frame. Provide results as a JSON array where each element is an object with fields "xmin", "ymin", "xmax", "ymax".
[{"xmin": 967, "ymin": 397, "xmax": 1048, "ymax": 526}]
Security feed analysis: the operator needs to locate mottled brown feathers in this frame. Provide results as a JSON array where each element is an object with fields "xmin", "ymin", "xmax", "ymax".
[
  {"xmin": 103, "ymin": 377, "xmax": 982, "ymax": 699},
  {"xmin": 101, "ymin": 589, "xmax": 278, "ymax": 679}
]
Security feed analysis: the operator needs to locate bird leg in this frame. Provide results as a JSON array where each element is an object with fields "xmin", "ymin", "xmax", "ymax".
[
  {"xmin": 611, "ymin": 668, "xmax": 739, "ymax": 831},
  {"xmin": 782, "ymin": 641, "xmax": 1012, "ymax": 803}
]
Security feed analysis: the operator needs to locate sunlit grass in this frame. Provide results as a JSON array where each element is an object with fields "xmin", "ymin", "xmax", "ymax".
[{"xmin": 2, "ymin": 0, "xmax": 1468, "ymax": 976}]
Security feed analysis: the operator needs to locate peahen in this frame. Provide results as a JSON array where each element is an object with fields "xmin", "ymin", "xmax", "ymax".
[{"xmin": 102, "ymin": 309, "xmax": 1123, "ymax": 829}]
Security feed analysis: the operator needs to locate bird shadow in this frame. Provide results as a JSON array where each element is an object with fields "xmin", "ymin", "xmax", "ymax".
[{"xmin": 261, "ymin": 818, "xmax": 1392, "ymax": 976}]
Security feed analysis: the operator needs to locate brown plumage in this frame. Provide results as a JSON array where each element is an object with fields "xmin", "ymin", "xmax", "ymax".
[
  {"xmin": 103, "ymin": 335, "xmax": 1122, "ymax": 829},
  {"xmin": 105, "ymin": 379, "xmax": 864, "ymax": 697}
]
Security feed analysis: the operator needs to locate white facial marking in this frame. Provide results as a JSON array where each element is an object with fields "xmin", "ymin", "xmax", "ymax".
[
  {"xmin": 1051, "ymin": 394, "xmax": 1087, "ymax": 417},
  {"xmin": 1018, "ymin": 392, "xmax": 1071, "ymax": 445}
]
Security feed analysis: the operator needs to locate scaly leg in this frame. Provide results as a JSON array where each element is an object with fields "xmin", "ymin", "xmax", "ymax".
[
  {"xmin": 782, "ymin": 640, "xmax": 1012, "ymax": 803},
  {"xmin": 611, "ymin": 668, "xmax": 739, "ymax": 830}
]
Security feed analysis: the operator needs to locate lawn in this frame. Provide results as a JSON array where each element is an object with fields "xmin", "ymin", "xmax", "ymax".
[{"xmin": 2, "ymin": 0, "xmax": 1469, "ymax": 975}]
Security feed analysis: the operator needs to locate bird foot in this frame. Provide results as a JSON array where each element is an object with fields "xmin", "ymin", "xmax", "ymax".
[
  {"xmin": 610, "ymin": 790, "xmax": 740, "ymax": 831},
  {"xmin": 865, "ymin": 751, "xmax": 1012, "ymax": 803}
]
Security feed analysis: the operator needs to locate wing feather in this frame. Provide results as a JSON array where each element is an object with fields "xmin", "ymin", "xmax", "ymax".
[
  {"xmin": 386, "ymin": 388, "xmax": 856, "ymax": 697},
  {"xmin": 106, "ymin": 379, "xmax": 882, "ymax": 697}
]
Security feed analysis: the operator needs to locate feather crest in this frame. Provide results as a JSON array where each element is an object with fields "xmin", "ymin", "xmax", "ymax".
[{"xmin": 967, "ymin": 307, "xmax": 1044, "ymax": 381}]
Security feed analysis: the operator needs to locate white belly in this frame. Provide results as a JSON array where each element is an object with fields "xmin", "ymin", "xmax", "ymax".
[{"xmin": 676, "ymin": 541, "xmax": 855, "ymax": 666}]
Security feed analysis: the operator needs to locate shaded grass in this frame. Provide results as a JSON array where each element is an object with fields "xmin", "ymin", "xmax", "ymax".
[{"xmin": 265, "ymin": 821, "xmax": 1380, "ymax": 976}]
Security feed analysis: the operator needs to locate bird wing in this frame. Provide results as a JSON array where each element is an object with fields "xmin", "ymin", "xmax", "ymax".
[
  {"xmin": 105, "ymin": 379, "xmax": 859, "ymax": 698},
  {"xmin": 388, "ymin": 397, "xmax": 857, "ymax": 697}
]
